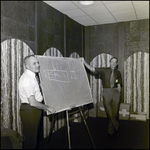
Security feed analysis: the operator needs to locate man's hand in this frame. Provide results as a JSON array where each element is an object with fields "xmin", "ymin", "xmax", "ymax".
[
  {"xmin": 47, "ymin": 106, "xmax": 56, "ymax": 114},
  {"xmin": 80, "ymin": 57, "xmax": 85, "ymax": 63}
]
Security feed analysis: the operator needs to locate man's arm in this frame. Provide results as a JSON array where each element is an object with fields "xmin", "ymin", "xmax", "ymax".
[
  {"xmin": 28, "ymin": 95, "xmax": 55, "ymax": 114},
  {"xmin": 81, "ymin": 58, "xmax": 95, "ymax": 73},
  {"xmin": 117, "ymin": 84, "xmax": 121, "ymax": 93}
]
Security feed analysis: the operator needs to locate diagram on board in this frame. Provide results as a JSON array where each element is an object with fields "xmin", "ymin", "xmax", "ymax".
[{"xmin": 43, "ymin": 60, "xmax": 78, "ymax": 82}]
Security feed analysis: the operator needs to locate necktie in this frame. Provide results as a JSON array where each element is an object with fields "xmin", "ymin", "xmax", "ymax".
[
  {"xmin": 35, "ymin": 73, "xmax": 44, "ymax": 104},
  {"xmin": 35, "ymin": 73, "xmax": 42, "ymax": 94},
  {"xmin": 110, "ymin": 70, "xmax": 115, "ymax": 88}
]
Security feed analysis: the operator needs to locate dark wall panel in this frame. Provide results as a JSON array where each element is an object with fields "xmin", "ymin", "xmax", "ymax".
[
  {"xmin": 85, "ymin": 23, "xmax": 119, "ymax": 61},
  {"xmin": 84, "ymin": 19, "xmax": 149, "ymax": 68},
  {"xmin": 38, "ymin": 2, "xmax": 64, "ymax": 55},
  {"xmin": 1, "ymin": 1, "xmax": 36, "ymax": 53},
  {"xmin": 66, "ymin": 16, "xmax": 82, "ymax": 57},
  {"xmin": 124, "ymin": 20, "xmax": 149, "ymax": 60}
]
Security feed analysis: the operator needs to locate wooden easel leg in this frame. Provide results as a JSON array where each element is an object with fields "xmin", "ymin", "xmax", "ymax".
[
  {"xmin": 79, "ymin": 107, "xmax": 96, "ymax": 149},
  {"xmin": 45, "ymin": 114, "xmax": 56, "ymax": 149},
  {"xmin": 66, "ymin": 110, "xmax": 71, "ymax": 149}
]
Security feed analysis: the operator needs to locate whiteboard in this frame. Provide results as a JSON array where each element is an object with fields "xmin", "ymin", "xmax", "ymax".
[{"xmin": 36, "ymin": 55, "xmax": 93, "ymax": 114}]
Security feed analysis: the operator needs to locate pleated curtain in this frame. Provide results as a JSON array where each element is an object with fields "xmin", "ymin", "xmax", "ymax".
[
  {"xmin": 1, "ymin": 39, "xmax": 34, "ymax": 136},
  {"xmin": 124, "ymin": 52, "xmax": 149, "ymax": 119}
]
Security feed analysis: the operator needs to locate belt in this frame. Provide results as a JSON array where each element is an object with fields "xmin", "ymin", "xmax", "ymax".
[
  {"xmin": 21, "ymin": 103, "xmax": 29, "ymax": 105},
  {"xmin": 103, "ymin": 88, "xmax": 118, "ymax": 90}
]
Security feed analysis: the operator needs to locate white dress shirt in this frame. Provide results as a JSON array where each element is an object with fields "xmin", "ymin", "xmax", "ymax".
[{"xmin": 18, "ymin": 69, "xmax": 43, "ymax": 104}]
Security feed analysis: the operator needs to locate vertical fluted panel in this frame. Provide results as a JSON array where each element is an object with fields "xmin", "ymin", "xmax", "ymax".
[
  {"xmin": 90, "ymin": 53, "xmax": 113, "ymax": 116},
  {"xmin": 1, "ymin": 39, "xmax": 34, "ymax": 135},
  {"xmin": 43, "ymin": 47, "xmax": 63, "ymax": 57},
  {"xmin": 43, "ymin": 47, "xmax": 65, "ymax": 138},
  {"xmin": 144, "ymin": 53, "xmax": 149, "ymax": 119},
  {"xmin": 69, "ymin": 52, "xmax": 80, "ymax": 58},
  {"xmin": 124, "ymin": 52, "xmax": 149, "ymax": 119}
]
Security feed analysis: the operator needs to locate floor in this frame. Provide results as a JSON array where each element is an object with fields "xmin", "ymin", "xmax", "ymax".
[{"xmin": 37, "ymin": 117, "xmax": 149, "ymax": 149}]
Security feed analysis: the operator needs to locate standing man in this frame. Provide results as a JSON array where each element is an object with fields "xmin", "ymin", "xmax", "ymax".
[
  {"xmin": 18, "ymin": 55, "xmax": 55, "ymax": 149},
  {"xmin": 82, "ymin": 57, "xmax": 122, "ymax": 140}
]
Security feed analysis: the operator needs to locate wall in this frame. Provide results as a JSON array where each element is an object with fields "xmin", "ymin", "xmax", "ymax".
[
  {"xmin": 84, "ymin": 22, "xmax": 124, "ymax": 102},
  {"xmin": 1, "ymin": 1, "xmax": 36, "ymax": 53},
  {"xmin": 1, "ymin": 1, "xmax": 83, "ymax": 56},
  {"xmin": 84, "ymin": 19, "xmax": 149, "ymax": 117},
  {"xmin": 66, "ymin": 16, "xmax": 83, "ymax": 57},
  {"xmin": 1, "ymin": 1, "xmax": 149, "ymax": 138},
  {"xmin": 37, "ymin": 2, "xmax": 64, "ymax": 55},
  {"xmin": 85, "ymin": 20, "xmax": 149, "ymax": 61},
  {"xmin": 124, "ymin": 20, "xmax": 149, "ymax": 59}
]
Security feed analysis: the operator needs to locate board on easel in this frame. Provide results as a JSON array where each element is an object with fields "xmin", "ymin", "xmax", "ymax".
[{"xmin": 36, "ymin": 55, "xmax": 93, "ymax": 114}]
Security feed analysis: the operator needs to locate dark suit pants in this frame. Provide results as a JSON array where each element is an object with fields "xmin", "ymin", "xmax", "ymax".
[
  {"xmin": 20, "ymin": 104, "xmax": 42, "ymax": 149},
  {"xmin": 103, "ymin": 88, "xmax": 121, "ymax": 135}
]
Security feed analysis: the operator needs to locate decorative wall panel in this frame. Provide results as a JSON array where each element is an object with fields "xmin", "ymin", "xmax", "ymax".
[
  {"xmin": 1, "ymin": 39, "xmax": 34, "ymax": 136},
  {"xmin": 124, "ymin": 52, "xmax": 149, "ymax": 119},
  {"xmin": 69, "ymin": 52, "xmax": 80, "ymax": 58}
]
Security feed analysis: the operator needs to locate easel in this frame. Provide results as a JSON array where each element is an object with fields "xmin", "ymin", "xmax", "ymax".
[{"xmin": 46, "ymin": 106, "xmax": 96, "ymax": 149}]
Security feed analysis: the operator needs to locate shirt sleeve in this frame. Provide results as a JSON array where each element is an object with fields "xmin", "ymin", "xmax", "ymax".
[
  {"xmin": 23, "ymin": 84, "xmax": 35, "ymax": 98},
  {"xmin": 94, "ymin": 68, "xmax": 102, "ymax": 79}
]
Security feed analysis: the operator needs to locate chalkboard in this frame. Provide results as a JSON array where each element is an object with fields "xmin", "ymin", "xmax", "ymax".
[{"xmin": 36, "ymin": 55, "xmax": 93, "ymax": 114}]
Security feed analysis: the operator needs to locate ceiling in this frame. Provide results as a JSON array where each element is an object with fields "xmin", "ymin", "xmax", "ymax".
[{"xmin": 43, "ymin": 1, "xmax": 149, "ymax": 26}]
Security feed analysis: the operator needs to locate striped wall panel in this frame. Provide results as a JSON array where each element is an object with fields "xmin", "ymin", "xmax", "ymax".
[
  {"xmin": 43, "ymin": 47, "xmax": 63, "ymax": 57},
  {"xmin": 1, "ymin": 39, "xmax": 34, "ymax": 136},
  {"xmin": 89, "ymin": 53, "xmax": 113, "ymax": 116},
  {"xmin": 43, "ymin": 48, "xmax": 65, "ymax": 138},
  {"xmin": 69, "ymin": 52, "xmax": 80, "ymax": 58},
  {"xmin": 124, "ymin": 52, "xmax": 149, "ymax": 119}
]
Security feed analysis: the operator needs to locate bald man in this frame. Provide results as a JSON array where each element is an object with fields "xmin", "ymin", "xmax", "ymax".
[{"xmin": 18, "ymin": 55, "xmax": 55, "ymax": 149}]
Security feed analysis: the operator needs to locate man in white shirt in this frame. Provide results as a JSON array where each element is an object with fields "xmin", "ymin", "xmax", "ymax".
[{"xmin": 18, "ymin": 55, "xmax": 55, "ymax": 149}]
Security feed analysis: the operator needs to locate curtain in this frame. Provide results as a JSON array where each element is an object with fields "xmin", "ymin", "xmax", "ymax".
[
  {"xmin": 124, "ymin": 52, "xmax": 149, "ymax": 119},
  {"xmin": 1, "ymin": 39, "xmax": 34, "ymax": 136}
]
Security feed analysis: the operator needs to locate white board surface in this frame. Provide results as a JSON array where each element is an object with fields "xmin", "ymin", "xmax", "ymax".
[{"xmin": 36, "ymin": 55, "xmax": 93, "ymax": 114}]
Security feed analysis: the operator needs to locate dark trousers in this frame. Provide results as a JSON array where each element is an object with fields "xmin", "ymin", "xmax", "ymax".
[
  {"xmin": 20, "ymin": 104, "xmax": 42, "ymax": 149},
  {"xmin": 103, "ymin": 88, "xmax": 121, "ymax": 134}
]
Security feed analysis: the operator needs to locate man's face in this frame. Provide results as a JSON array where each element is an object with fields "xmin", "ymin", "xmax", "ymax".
[
  {"xmin": 110, "ymin": 58, "xmax": 118, "ymax": 70},
  {"xmin": 26, "ymin": 56, "xmax": 40, "ymax": 73}
]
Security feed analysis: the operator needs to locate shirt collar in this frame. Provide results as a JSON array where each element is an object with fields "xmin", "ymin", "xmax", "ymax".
[{"xmin": 25, "ymin": 69, "xmax": 36, "ymax": 77}]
